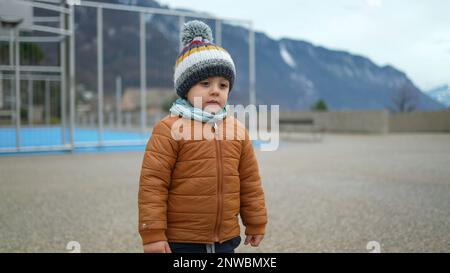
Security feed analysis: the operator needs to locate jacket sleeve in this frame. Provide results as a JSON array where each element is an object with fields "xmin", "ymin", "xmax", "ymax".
[
  {"xmin": 238, "ymin": 129, "xmax": 268, "ymax": 235},
  {"xmin": 138, "ymin": 120, "xmax": 178, "ymax": 245}
]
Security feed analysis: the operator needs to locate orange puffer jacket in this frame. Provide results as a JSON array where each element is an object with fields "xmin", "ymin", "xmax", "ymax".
[{"xmin": 138, "ymin": 114, "xmax": 268, "ymax": 244}]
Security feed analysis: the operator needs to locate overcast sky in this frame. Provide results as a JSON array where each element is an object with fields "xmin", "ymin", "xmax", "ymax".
[{"xmin": 159, "ymin": 0, "xmax": 450, "ymax": 91}]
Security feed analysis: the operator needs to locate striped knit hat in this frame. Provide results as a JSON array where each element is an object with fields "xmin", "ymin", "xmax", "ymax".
[{"xmin": 174, "ymin": 20, "xmax": 236, "ymax": 99}]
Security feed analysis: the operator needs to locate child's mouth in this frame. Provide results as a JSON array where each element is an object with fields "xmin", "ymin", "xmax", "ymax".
[{"xmin": 206, "ymin": 100, "xmax": 220, "ymax": 105}]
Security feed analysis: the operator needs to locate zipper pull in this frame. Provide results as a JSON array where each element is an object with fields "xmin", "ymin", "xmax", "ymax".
[{"xmin": 213, "ymin": 122, "xmax": 218, "ymax": 133}]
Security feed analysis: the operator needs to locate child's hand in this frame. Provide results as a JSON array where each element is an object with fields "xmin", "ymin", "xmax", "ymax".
[
  {"xmin": 244, "ymin": 235, "xmax": 264, "ymax": 247},
  {"xmin": 143, "ymin": 241, "xmax": 172, "ymax": 253}
]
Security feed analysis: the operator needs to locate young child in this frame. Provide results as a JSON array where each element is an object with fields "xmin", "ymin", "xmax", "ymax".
[{"xmin": 138, "ymin": 20, "xmax": 268, "ymax": 253}]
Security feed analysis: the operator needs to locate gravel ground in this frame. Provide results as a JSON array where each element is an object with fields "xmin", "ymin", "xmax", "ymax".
[{"xmin": 1, "ymin": 133, "xmax": 449, "ymax": 253}]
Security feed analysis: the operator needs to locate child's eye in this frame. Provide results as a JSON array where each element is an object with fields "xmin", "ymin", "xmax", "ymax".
[{"xmin": 220, "ymin": 83, "xmax": 229, "ymax": 89}]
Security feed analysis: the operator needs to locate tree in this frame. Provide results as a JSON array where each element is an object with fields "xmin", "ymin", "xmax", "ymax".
[
  {"xmin": 20, "ymin": 43, "xmax": 44, "ymax": 65},
  {"xmin": 390, "ymin": 84, "xmax": 418, "ymax": 113},
  {"xmin": 311, "ymin": 99, "xmax": 328, "ymax": 112},
  {"xmin": 0, "ymin": 42, "xmax": 44, "ymax": 65}
]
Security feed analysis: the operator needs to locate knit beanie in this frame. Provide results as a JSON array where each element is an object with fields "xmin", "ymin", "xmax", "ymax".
[{"xmin": 173, "ymin": 20, "xmax": 236, "ymax": 99}]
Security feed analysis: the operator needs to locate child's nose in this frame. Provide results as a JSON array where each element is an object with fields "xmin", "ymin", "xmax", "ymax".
[{"xmin": 209, "ymin": 84, "xmax": 220, "ymax": 96}]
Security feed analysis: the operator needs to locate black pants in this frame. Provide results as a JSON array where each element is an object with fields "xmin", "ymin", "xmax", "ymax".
[{"xmin": 168, "ymin": 236, "xmax": 241, "ymax": 253}]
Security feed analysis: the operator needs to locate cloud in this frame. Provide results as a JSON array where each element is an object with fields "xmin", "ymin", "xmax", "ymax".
[
  {"xmin": 435, "ymin": 38, "xmax": 450, "ymax": 45},
  {"xmin": 365, "ymin": 0, "xmax": 382, "ymax": 8}
]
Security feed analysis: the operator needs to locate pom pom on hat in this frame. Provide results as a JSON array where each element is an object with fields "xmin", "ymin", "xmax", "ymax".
[{"xmin": 181, "ymin": 20, "xmax": 213, "ymax": 47}]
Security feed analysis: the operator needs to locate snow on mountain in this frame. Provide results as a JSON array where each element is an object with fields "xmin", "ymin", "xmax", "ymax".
[
  {"xmin": 426, "ymin": 84, "xmax": 450, "ymax": 106},
  {"xmin": 279, "ymin": 42, "xmax": 297, "ymax": 69}
]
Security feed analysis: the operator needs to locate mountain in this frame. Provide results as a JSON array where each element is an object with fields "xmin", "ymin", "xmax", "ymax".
[
  {"xmin": 70, "ymin": 0, "xmax": 445, "ymax": 111},
  {"xmin": 425, "ymin": 84, "xmax": 450, "ymax": 107}
]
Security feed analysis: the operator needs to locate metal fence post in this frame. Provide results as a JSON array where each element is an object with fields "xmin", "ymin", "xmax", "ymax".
[
  {"xmin": 215, "ymin": 19, "xmax": 222, "ymax": 46},
  {"xmin": 97, "ymin": 7, "xmax": 104, "ymax": 145},
  {"xmin": 9, "ymin": 28, "xmax": 14, "ymax": 66},
  {"xmin": 178, "ymin": 15, "xmax": 185, "ymax": 50},
  {"xmin": 27, "ymin": 77, "xmax": 33, "ymax": 126},
  {"xmin": 45, "ymin": 79, "xmax": 50, "ymax": 125},
  {"xmin": 69, "ymin": 3, "xmax": 75, "ymax": 151},
  {"xmin": 249, "ymin": 22, "xmax": 256, "ymax": 106},
  {"xmin": 140, "ymin": 12, "xmax": 147, "ymax": 136},
  {"xmin": 115, "ymin": 75, "xmax": 122, "ymax": 129},
  {"xmin": 14, "ymin": 28, "xmax": 21, "ymax": 151},
  {"xmin": 60, "ymin": 8, "xmax": 67, "ymax": 145}
]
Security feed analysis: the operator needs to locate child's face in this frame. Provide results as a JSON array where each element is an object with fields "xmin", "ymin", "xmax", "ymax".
[{"xmin": 186, "ymin": 76, "xmax": 230, "ymax": 114}]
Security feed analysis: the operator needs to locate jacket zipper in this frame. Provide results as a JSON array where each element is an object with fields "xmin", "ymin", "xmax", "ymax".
[{"xmin": 213, "ymin": 122, "xmax": 223, "ymax": 242}]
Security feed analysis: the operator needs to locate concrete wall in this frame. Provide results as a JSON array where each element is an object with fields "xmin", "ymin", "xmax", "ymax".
[
  {"xmin": 279, "ymin": 110, "xmax": 389, "ymax": 134},
  {"xmin": 279, "ymin": 108, "xmax": 450, "ymax": 134},
  {"xmin": 389, "ymin": 108, "xmax": 450, "ymax": 132}
]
